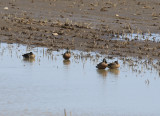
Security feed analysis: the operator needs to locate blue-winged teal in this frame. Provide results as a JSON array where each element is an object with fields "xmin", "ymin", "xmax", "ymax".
[
  {"xmin": 22, "ymin": 52, "xmax": 35, "ymax": 59},
  {"xmin": 96, "ymin": 58, "xmax": 108, "ymax": 69},
  {"xmin": 108, "ymin": 61, "xmax": 120, "ymax": 69},
  {"xmin": 63, "ymin": 48, "xmax": 71, "ymax": 60}
]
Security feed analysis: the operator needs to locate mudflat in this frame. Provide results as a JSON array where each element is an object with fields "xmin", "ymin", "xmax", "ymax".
[{"xmin": 0, "ymin": 0, "xmax": 160, "ymax": 59}]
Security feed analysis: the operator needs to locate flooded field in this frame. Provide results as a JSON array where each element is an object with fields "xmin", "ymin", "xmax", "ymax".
[{"xmin": 0, "ymin": 43, "xmax": 160, "ymax": 116}]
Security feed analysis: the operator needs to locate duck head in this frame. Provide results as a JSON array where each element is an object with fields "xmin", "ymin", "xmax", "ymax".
[
  {"xmin": 30, "ymin": 52, "xmax": 33, "ymax": 55},
  {"xmin": 66, "ymin": 47, "xmax": 70, "ymax": 53},
  {"xmin": 103, "ymin": 58, "xmax": 107, "ymax": 63},
  {"xmin": 115, "ymin": 61, "xmax": 118, "ymax": 64}
]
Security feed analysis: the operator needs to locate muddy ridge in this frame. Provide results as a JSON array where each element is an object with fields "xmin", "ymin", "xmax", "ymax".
[{"xmin": 0, "ymin": 0, "xmax": 160, "ymax": 59}]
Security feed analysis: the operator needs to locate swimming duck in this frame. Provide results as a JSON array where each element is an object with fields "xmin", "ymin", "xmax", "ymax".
[
  {"xmin": 22, "ymin": 52, "xmax": 35, "ymax": 59},
  {"xmin": 108, "ymin": 61, "xmax": 120, "ymax": 69},
  {"xmin": 96, "ymin": 58, "xmax": 108, "ymax": 69},
  {"xmin": 63, "ymin": 48, "xmax": 71, "ymax": 60}
]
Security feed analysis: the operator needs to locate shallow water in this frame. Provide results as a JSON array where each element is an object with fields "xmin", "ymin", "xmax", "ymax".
[
  {"xmin": 0, "ymin": 43, "xmax": 160, "ymax": 116},
  {"xmin": 111, "ymin": 33, "xmax": 160, "ymax": 42}
]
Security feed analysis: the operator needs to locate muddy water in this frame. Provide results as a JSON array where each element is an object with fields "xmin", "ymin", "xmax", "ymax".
[{"xmin": 0, "ymin": 43, "xmax": 160, "ymax": 116}]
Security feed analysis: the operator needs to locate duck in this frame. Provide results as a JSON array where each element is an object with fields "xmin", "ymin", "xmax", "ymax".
[
  {"xmin": 22, "ymin": 52, "xmax": 35, "ymax": 59},
  {"xmin": 96, "ymin": 58, "xmax": 108, "ymax": 69},
  {"xmin": 108, "ymin": 61, "xmax": 120, "ymax": 69},
  {"xmin": 63, "ymin": 48, "xmax": 71, "ymax": 60}
]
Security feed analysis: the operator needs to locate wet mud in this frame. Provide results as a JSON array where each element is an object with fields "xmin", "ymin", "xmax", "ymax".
[{"xmin": 0, "ymin": 0, "xmax": 160, "ymax": 60}]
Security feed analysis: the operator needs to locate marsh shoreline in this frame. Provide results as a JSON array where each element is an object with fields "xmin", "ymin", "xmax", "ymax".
[{"xmin": 0, "ymin": 0, "xmax": 160, "ymax": 59}]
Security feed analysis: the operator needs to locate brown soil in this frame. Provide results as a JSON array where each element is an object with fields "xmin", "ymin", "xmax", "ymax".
[{"xmin": 0, "ymin": 0, "xmax": 160, "ymax": 59}]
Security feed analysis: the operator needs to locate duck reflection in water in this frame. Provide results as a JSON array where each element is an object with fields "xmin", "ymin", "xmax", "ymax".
[
  {"xmin": 63, "ymin": 59, "xmax": 71, "ymax": 65},
  {"xmin": 96, "ymin": 69, "xmax": 108, "ymax": 77},
  {"xmin": 23, "ymin": 58, "xmax": 35, "ymax": 63},
  {"xmin": 108, "ymin": 68, "xmax": 120, "ymax": 75}
]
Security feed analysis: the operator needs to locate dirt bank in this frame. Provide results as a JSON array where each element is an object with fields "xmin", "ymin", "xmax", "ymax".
[{"xmin": 0, "ymin": 0, "xmax": 160, "ymax": 59}]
